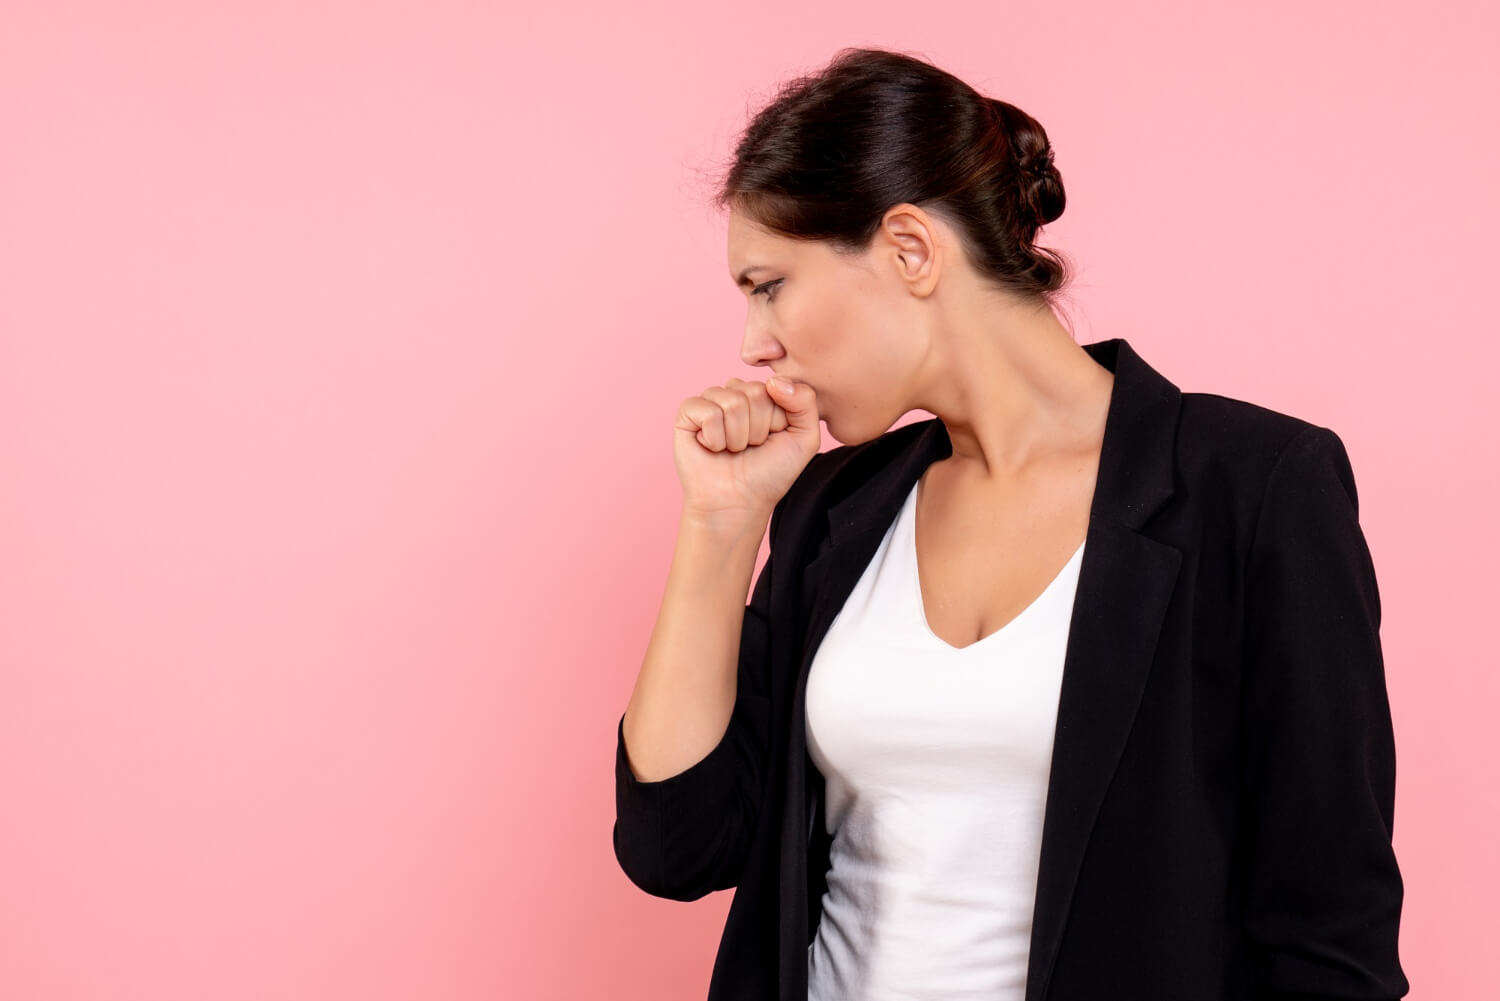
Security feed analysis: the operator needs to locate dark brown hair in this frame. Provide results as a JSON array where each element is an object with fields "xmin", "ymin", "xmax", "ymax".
[{"xmin": 712, "ymin": 47, "xmax": 1071, "ymax": 312}]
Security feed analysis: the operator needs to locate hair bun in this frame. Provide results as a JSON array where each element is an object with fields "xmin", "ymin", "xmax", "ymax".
[{"xmin": 1026, "ymin": 147, "xmax": 1055, "ymax": 181}]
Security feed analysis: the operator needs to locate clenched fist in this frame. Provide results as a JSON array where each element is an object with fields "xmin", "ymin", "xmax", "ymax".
[{"xmin": 674, "ymin": 376, "xmax": 821, "ymax": 523}]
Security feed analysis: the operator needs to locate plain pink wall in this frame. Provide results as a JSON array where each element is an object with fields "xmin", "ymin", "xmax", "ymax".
[{"xmin": 2, "ymin": 2, "xmax": 1494, "ymax": 998}]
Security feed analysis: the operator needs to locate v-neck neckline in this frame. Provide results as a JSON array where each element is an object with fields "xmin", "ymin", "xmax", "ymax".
[{"xmin": 907, "ymin": 478, "xmax": 1085, "ymax": 652}]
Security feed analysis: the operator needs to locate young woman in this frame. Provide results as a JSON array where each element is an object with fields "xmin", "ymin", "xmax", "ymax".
[{"xmin": 614, "ymin": 47, "xmax": 1409, "ymax": 1001}]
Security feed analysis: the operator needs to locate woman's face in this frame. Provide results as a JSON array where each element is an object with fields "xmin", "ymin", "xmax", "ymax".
[{"xmin": 727, "ymin": 208, "xmax": 928, "ymax": 445}]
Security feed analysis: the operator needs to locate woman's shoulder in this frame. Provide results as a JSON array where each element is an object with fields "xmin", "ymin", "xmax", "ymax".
[{"xmin": 1176, "ymin": 390, "xmax": 1356, "ymax": 494}]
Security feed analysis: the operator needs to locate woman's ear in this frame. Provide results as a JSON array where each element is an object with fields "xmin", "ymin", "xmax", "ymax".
[{"xmin": 878, "ymin": 204, "xmax": 940, "ymax": 297}]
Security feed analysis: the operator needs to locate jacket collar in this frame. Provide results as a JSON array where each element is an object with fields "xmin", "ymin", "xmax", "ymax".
[{"xmin": 778, "ymin": 337, "xmax": 1186, "ymax": 1001}]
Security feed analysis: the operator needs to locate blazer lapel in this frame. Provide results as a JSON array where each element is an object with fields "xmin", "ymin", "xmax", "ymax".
[{"xmin": 778, "ymin": 337, "xmax": 1185, "ymax": 1001}]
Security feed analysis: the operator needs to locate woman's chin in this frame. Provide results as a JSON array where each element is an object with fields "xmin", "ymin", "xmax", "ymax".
[
  {"xmin": 824, "ymin": 415, "xmax": 874, "ymax": 447},
  {"xmin": 824, "ymin": 404, "xmax": 907, "ymax": 446}
]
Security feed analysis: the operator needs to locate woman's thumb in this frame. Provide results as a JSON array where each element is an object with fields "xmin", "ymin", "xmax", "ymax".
[{"xmin": 768, "ymin": 375, "xmax": 818, "ymax": 433}]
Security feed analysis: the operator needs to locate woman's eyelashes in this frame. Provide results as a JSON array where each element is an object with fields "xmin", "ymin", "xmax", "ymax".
[{"xmin": 751, "ymin": 278, "xmax": 784, "ymax": 301}]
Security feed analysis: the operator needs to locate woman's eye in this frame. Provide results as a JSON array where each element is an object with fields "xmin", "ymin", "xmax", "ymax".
[{"xmin": 752, "ymin": 278, "xmax": 783, "ymax": 301}]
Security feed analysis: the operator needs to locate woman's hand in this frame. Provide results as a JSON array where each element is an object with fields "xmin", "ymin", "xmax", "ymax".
[{"xmin": 673, "ymin": 376, "xmax": 821, "ymax": 524}]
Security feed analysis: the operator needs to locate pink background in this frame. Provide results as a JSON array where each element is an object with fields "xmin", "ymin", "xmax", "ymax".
[{"xmin": 2, "ymin": 3, "xmax": 1494, "ymax": 999}]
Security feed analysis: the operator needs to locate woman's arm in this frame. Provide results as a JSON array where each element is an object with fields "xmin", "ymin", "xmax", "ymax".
[
  {"xmin": 612, "ymin": 502, "xmax": 780, "ymax": 901},
  {"xmin": 1238, "ymin": 424, "xmax": 1410, "ymax": 999}
]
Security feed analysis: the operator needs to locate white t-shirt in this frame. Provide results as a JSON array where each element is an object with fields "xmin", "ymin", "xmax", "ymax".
[{"xmin": 805, "ymin": 479, "xmax": 1086, "ymax": 1000}]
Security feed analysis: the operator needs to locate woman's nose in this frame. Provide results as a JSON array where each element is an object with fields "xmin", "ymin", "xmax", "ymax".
[{"xmin": 740, "ymin": 323, "xmax": 783, "ymax": 368}]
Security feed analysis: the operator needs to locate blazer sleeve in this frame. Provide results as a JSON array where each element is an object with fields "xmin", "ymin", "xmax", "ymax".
[
  {"xmin": 611, "ymin": 506, "xmax": 779, "ymax": 902},
  {"xmin": 1239, "ymin": 425, "xmax": 1410, "ymax": 1000}
]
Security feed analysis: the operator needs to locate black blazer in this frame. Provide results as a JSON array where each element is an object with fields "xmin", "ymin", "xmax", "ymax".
[{"xmin": 613, "ymin": 337, "xmax": 1409, "ymax": 1001}]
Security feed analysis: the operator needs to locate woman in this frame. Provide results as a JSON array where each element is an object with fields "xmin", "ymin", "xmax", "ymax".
[{"xmin": 613, "ymin": 47, "xmax": 1409, "ymax": 1001}]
